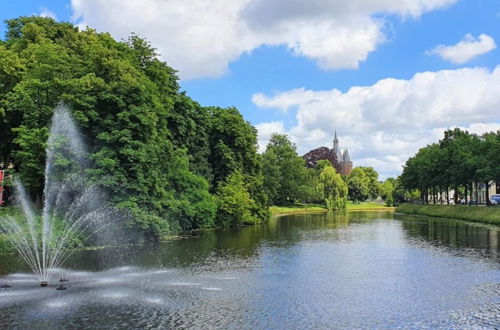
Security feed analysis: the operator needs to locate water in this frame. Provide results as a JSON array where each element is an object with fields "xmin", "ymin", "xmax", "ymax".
[
  {"xmin": 1, "ymin": 211, "xmax": 499, "ymax": 329},
  {"xmin": 0, "ymin": 105, "xmax": 124, "ymax": 284}
]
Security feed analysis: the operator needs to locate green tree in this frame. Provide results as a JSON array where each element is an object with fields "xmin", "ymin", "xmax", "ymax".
[
  {"xmin": 317, "ymin": 165, "xmax": 348, "ymax": 211},
  {"xmin": 216, "ymin": 171, "xmax": 259, "ymax": 227},
  {"xmin": 1, "ymin": 17, "xmax": 264, "ymax": 239},
  {"xmin": 262, "ymin": 134, "xmax": 308, "ymax": 205},
  {"xmin": 380, "ymin": 178, "xmax": 395, "ymax": 200}
]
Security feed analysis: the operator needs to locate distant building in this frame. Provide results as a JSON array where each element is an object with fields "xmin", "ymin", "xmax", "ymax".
[{"xmin": 303, "ymin": 131, "xmax": 353, "ymax": 176}]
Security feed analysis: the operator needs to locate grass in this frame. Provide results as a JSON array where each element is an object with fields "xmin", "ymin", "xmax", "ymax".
[
  {"xmin": 347, "ymin": 201, "xmax": 395, "ymax": 211},
  {"xmin": 396, "ymin": 204, "xmax": 500, "ymax": 225},
  {"xmin": 270, "ymin": 202, "xmax": 395, "ymax": 216},
  {"xmin": 269, "ymin": 203, "xmax": 327, "ymax": 216}
]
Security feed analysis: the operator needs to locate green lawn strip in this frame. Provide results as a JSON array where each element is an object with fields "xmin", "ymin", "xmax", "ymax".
[
  {"xmin": 269, "ymin": 204, "xmax": 327, "ymax": 216},
  {"xmin": 270, "ymin": 202, "xmax": 394, "ymax": 215},
  {"xmin": 396, "ymin": 204, "xmax": 500, "ymax": 225},
  {"xmin": 347, "ymin": 202, "xmax": 395, "ymax": 211}
]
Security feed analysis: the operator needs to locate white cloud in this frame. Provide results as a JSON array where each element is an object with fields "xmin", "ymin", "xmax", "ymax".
[
  {"xmin": 39, "ymin": 7, "xmax": 57, "ymax": 20},
  {"xmin": 254, "ymin": 66, "xmax": 500, "ymax": 179},
  {"xmin": 70, "ymin": 0, "xmax": 457, "ymax": 79},
  {"xmin": 428, "ymin": 33, "xmax": 496, "ymax": 64},
  {"xmin": 255, "ymin": 121, "xmax": 285, "ymax": 152}
]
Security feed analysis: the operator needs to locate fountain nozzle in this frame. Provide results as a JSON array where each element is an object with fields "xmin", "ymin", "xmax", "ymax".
[{"xmin": 40, "ymin": 281, "xmax": 48, "ymax": 287}]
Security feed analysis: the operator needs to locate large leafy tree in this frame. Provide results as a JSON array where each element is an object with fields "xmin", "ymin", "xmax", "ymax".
[
  {"xmin": 347, "ymin": 168, "xmax": 369, "ymax": 202},
  {"xmin": 262, "ymin": 134, "xmax": 308, "ymax": 205},
  {"xmin": 316, "ymin": 165, "xmax": 348, "ymax": 211},
  {"xmin": 400, "ymin": 128, "xmax": 500, "ymax": 205},
  {"xmin": 0, "ymin": 17, "xmax": 234, "ymax": 238}
]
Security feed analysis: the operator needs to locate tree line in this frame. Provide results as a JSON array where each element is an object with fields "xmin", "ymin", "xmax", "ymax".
[
  {"xmin": 261, "ymin": 134, "xmax": 388, "ymax": 209},
  {"xmin": 0, "ymin": 17, "xmax": 266, "ymax": 240},
  {"xmin": 400, "ymin": 128, "xmax": 500, "ymax": 205},
  {"xmin": 0, "ymin": 17, "xmax": 391, "ymax": 242}
]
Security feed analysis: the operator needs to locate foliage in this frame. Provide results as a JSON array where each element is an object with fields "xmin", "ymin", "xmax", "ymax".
[
  {"xmin": 346, "ymin": 168, "xmax": 369, "ymax": 202},
  {"xmin": 216, "ymin": 171, "xmax": 260, "ymax": 226},
  {"xmin": 316, "ymin": 165, "xmax": 348, "ymax": 211},
  {"xmin": 346, "ymin": 167, "xmax": 380, "ymax": 202},
  {"xmin": 262, "ymin": 134, "xmax": 309, "ymax": 205},
  {"xmin": 379, "ymin": 178, "xmax": 395, "ymax": 200},
  {"xmin": 400, "ymin": 128, "xmax": 500, "ymax": 205},
  {"xmin": 0, "ymin": 17, "xmax": 265, "ymax": 238}
]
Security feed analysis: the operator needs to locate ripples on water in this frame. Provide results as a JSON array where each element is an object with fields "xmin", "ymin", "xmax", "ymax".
[{"xmin": 0, "ymin": 211, "xmax": 499, "ymax": 329}]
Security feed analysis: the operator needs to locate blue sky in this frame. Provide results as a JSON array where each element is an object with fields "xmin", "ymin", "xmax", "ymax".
[{"xmin": 1, "ymin": 0, "xmax": 499, "ymax": 178}]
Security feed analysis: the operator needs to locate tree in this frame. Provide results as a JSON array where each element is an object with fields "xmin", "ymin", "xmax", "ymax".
[
  {"xmin": 0, "ymin": 17, "xmax": 267, "ymax": 239},
  {"xmin": 347, "ymin": 170, "xmax": 369, "ymax": 202},
  {"xmin": 216, "ymin": 171, "xmax": 259, "ymax": 227},
  {"xmin": 262, "ymin": 134, "xmax": 308, "ymax": 205},
  {"xmin": 346, "ymin": 167, "xmax": 381, "ymax": 202},
  {"xmin": 316, "ymin": 165, "xmax": 348, "ymax": 211},
  {"xmin": 380, "ymin": 178, "xmax": 395, "ymax": 201}
]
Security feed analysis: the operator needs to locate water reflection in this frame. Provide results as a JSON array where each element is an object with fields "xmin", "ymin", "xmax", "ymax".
[
  {"xmin": 0, "ymin": 211, "xmax": 499, "ymax": 329},
  {"xmin": 397, "ymin": 213, "xmax": 500, "ymax": 253}
]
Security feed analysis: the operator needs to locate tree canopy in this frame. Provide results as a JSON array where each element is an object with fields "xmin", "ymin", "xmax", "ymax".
[
  {"xmin": 0, "ymin": 17, "xmax": 265, "ymax": 239},
  {"xmin": 400, "ymin": 128, "xmax": 500, "ymax": 205}
]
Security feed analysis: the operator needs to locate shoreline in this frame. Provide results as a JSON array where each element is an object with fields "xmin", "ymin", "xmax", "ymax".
[
  {"xmin": 270, "ymin": 203, "xmax": 395, "ymax": 216},
  {"xmin": 396, "ymin": 204, "xmax": 500, "ymax": 225}
]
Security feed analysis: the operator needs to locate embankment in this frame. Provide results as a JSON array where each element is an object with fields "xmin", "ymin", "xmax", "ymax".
[{"xmin": 397, "ymin": 204, "xmax": 500, "ymax": 225}]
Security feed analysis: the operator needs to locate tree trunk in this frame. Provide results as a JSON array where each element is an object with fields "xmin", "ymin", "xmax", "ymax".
[
  {"xmin": 454, "ymin": 186, "xmax": 458, "ymax": 205},
  {"xmin": 465, "ymin": 184, "xmax": 468, "ymax": 205},
  {"xmin": 485, "ymin": 181, "xmax": 491, "ymax": 206}
]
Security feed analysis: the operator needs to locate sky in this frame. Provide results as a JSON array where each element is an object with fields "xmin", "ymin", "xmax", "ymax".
[{"xmin": 1, "ymin": 0, "xmax": 500, "ymax": 179}]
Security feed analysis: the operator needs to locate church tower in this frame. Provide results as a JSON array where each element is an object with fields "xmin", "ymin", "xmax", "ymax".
[
  {"xmin": 341, "ymin": 149, "xmax": 353, "ymax": 176},
  {"xmin": 333, "ymin": 130, "xmax": 342, "ymax": 162}
]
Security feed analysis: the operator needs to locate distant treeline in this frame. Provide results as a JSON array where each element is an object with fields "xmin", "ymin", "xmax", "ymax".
[
  {"xmin": 400, "ymin": 128, "xmax": 500, "ymax": 205},
  {"xmin": 261, "ymin": 133, "xmax": 392, "ymax": 209}
]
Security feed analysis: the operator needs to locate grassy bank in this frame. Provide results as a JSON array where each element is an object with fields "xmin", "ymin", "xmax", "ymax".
[
  {"xmin": 270, "ymin": 202, "xmax": 395, "ymax": 216},
  {"xmin": 347, "ymin": 202, "xmax": 395, "ymax": 211},
  {"xmin": 269, "ymin": 203, "xmax": 327, "ymax": 216},
  {"xmin": 396, "ymin": 204, "xmax": 500, "ymax": 225}
]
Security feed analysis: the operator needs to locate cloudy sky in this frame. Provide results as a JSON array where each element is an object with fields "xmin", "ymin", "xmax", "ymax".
[{"xmin": 1, "ymin": 0, "xmax": 499, "ymax": 179}]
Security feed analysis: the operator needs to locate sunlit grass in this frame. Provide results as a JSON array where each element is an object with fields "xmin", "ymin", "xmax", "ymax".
[
  {"xmin": 347, "ymin": 202, "xmax": 395, "ymax": 210},
  {"xmin": 396, "ymin": 204, "xmax": 500, "ymax": 224},
  {"xmin": 269, "ymin": 203, "xmax": 327, "ymax": 216},
  {"xmin": 270, "ymin": 202, "xmax": 394, "ymax": 215}
]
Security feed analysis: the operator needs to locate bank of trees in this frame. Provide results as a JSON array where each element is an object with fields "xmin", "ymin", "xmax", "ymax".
[
  {"xmin": 261, "ymin": 133, "xmax": 352, "ymax": 208},
  {"xmin": 400, "ymin": 128, "xmax": 500, "ymax": 205},
  {"xmin": 346, "ymin": 167, "xmax": 380, "ymax": 203},
  {"xmin": 0, "ymin": 17, "xmax": 266, "ymax": 239}
]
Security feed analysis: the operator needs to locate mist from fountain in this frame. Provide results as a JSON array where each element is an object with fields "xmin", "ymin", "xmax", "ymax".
[{"xmin": 0, "ymin": 104, "xmax": 124, "ymax": 285}]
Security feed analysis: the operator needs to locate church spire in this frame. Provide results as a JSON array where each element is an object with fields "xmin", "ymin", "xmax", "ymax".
[
  {"xmin": 333, "ymin": 129, "xmax": 339, "ymax": 150},
  {"xmin": 333, "ymin": 129, "xmax": 342, "ymax": 161}
]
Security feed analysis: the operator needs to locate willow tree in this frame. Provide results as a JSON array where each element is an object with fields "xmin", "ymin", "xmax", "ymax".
[{"xmin": 317, "ymin": 166, "xmax": 348, "ymax": 211}]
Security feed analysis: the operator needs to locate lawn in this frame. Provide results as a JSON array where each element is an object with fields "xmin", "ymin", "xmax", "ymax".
[{"xmin": 396, "ymin": 204, "xmax": 500, "ymax": 225}]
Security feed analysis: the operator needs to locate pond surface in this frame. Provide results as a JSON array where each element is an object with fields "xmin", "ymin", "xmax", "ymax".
[{"xmin": 1, "ymin": 211, "xmax": 499, "ymax": 329}]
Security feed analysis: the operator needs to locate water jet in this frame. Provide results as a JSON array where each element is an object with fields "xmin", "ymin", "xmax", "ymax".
[{"xmin": 0, "ymin": 104, "xmax": 125, "ymax": 285}]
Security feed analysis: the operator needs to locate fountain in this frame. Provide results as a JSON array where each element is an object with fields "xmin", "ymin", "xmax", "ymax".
[{"xmin": 0, "ymin": 104, "xmax": 124, "ymax": 287}]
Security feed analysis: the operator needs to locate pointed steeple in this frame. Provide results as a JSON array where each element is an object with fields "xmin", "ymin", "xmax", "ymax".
[
  {"xmin": 333, "ymin": 129, "xmax": 339, "ymax": 149},
  {"xmin": 343, "ymin": 149, "xmax": 351, "ymax": 163},
  {"xmin": 333, "ymin": 129, "xmax": 342, "ymax": 161}
]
